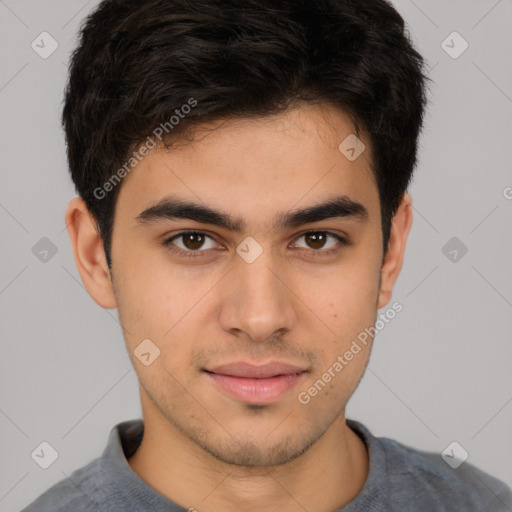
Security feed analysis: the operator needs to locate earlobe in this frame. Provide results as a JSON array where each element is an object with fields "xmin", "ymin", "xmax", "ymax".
[
  {"xmin": 65, "ymin": 197, "xmax": 117, "ymax": 309},
  {"xmin": 377, "ymin": 193, "xmax": 413, "ymax": 309}
]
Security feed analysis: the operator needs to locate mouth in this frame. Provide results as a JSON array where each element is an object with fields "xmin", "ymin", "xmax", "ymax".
[{"xmin": 203, "ymin": 361, "xmax": 308, "ymax": 405}]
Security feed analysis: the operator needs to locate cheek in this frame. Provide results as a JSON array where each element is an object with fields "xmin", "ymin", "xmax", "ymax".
[
  {"xmin": 315, "ymin": 257, "xmax": 380, "ymax": 330},
  {"xmin": 297, "ymin": 254, "xmax": 379, "ymax": 383},
  {"xmin": 114, "ymin": 250, "xmax": 207, "ymax": 334},
  {"xmin": 115, "ymin": 266, "xmax": 219, "ymax": 378},
  {"xmin": 296, "ymin": 347, "xmax": 371, "ymax": 416}
]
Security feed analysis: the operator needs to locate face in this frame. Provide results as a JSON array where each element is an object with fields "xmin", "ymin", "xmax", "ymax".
[{"xmin": 73, "ymin": 102, "xmax": 406, "ymax": 468}]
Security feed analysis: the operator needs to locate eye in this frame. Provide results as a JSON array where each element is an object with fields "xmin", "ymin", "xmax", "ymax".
[
  {"xmin": 163, "ymin": 231, "xmax": 218, "ymax": 257},
  {"xmin": 162, "ymin": 230, "xmax": 348, "ymax": 258},
  {"xmin": 292, "ymin": 231, "xmax": 347, "ymax": 255}
]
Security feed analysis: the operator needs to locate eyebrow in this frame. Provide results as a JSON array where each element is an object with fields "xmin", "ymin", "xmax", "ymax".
[{"xmin": 135, "ymin": 195, "xmax": 369, "ymax": 232}]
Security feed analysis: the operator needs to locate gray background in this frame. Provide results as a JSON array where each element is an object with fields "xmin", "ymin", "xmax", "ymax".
[{"xmin": 1, "ymin": 0, "xmax": 511, "ymax": 510}]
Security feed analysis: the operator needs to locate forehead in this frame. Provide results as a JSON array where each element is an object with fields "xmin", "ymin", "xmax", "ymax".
[{"xmin": 115, "ymin": 103, "xmax": 379, "ymax": 228}]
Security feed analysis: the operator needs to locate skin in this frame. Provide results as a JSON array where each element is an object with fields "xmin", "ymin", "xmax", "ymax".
[{"xmin": 66, "ymin": 102, "xmax": 412, "ymax": 512}]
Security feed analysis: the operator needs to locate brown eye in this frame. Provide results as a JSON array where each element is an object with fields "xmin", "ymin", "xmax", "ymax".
[
  {"xmin": 163, "ymin": 231, "xmax": 217, "ymax": 257},
  {"xmin": 162, "ymin": 230, "xmax": 347, "ymax": 260},
  {"xmin": 181, "ymin": 232, "xmax": 207, "ymax": 250},
  {"xmin": 304, "ymin": 232, "xmax": 329, "ymax": 250},
  {"xmin": 294, "ymin": 231, "xmax": 346, "ymax": 253}
]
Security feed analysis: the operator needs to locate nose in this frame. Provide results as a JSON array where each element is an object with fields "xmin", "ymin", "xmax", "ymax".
[{"xmin": 217, "ymin": 248, "xmax": 298, "ymax": 344}]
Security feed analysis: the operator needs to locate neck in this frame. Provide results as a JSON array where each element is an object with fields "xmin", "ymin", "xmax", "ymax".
[{"xmin": 128, "ymin": 396, "xmax": 368, "ymax": 512}]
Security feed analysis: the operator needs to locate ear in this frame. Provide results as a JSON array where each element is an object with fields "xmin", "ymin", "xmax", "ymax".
[
  {"xmin": 65, "ymin": 197, "xmax": 117, "ymax": 309},
  {"xmin": 377, "ymin": 192, "xmax": 413, "ymax": 309}
]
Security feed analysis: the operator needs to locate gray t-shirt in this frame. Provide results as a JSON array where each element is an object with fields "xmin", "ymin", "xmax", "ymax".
[{"xmin": 21, "ymin": 418, "xmax": 512, "ymax": 511}]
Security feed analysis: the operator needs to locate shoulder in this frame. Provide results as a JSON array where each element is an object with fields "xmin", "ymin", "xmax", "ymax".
[
  {"xmin": 20, "ymin": 458, "xmax": 102, "ymax": 512},
  {"xmin": 380, "ymin": 434, "xmax": 511, "ymax": 510},
  {"xmin": 348, "ymin": 420, "xmax": 512, "ymax": 511},
  {"xmin": 21, "ymin": 419, "xmax": 145, "ymax": 512}
]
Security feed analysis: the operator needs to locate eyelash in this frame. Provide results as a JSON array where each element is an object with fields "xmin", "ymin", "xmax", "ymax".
[{"xmin": 161, "ymin": 230, "xmax": 348, "ymax": 259}]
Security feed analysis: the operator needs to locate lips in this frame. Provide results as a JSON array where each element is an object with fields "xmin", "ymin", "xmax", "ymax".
[
  {"xmin": 204, "ymin": 361, "xmax": 308, "ymax": 404},
  {"xmin": 205, "ymin": 361, "xmax": 307, "ymax": 379}
]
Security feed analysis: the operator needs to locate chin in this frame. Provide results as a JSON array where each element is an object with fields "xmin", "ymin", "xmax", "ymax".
[{"xmin": 196, "ymin": 430, "xmax": 319, "ymax": 468}]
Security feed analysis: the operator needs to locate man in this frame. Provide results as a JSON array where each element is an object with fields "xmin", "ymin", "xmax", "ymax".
[{"xmin": 23, "ymin": 0, "xmax": 512, "ymax": 510}]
